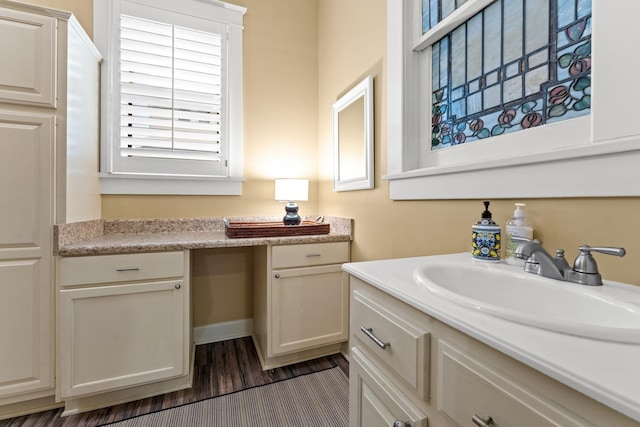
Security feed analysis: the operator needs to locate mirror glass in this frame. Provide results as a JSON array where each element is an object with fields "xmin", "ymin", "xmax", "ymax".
[
  {"xmin": 333, "ymin": 76, "xmax": 373, "ymax": 191},
  {"xmin": 338, "ymin": 96, "xmax": 365, "ymax": 181}
]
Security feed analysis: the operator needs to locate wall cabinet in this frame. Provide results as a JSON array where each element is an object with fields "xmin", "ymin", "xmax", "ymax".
[
  {"xmin": 349, "ymin": 277, "xmax": 640, "ymax": 427},
  {"xmin": 253, "ymin": 242, "xmax": 349, "ymax": 370},
  {"xmin": 56, "ymin": 251, "xmax": 191, "ymax": 415},
  {"xmin": 0, "ymin": 7, "xmax": 55, "ymax": 106},
  {"xmin": 0, "ymin": 1, "xmax": 101, "ymax": 419}
]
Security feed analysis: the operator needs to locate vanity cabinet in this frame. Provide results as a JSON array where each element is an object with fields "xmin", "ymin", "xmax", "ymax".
[
  {"xmin": 56, "ymin": 251, "xmax": 191, "ymax": 415},
  {"xmin": 349, "ymin": 277, "xmax": 640, "ymax": 427},
  {"xmin": 0, "ymin": 1, "xmax": 101, "ymax": 419},
  {"xmin": 253, "ymin": 241, "xmax": 350, "ymax": 369}
]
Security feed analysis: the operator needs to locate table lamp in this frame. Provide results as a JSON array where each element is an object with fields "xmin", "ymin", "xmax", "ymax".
[{"xmin": 275, "ymin": 178, "xmax": 309, "ymax": 225}]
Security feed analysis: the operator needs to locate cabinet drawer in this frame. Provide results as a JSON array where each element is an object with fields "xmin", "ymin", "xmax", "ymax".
[
  {"xmin": 438, "ymin": 340, "xmax": 590, "ymax": 427},
  {"xmin": 271, "ymin": 241, "xmax": 349, "ymax": 269},
  {"xmin": 58, "ymin": 251, "xmax": 185, "ymax": 286},
  {"xmin": 350, "ymin": 348, "xmax": 428, "ymax": 427},
  {"xmin": 352, "ymin": 288, "xmax": 430, "ymax": 400}
]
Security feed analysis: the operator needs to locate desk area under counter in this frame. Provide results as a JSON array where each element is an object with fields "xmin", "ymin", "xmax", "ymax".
[{"xmin": 53, "ymin": 216, "xmax": 352, "ymax": 415}]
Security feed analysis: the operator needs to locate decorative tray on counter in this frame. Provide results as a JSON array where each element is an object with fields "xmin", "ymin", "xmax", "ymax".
[{"xmin": 223, "ymin": 218, "xmax": 330, "ymax": 238}]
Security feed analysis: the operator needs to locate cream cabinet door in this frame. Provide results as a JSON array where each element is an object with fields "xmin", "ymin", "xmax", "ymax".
[
  {"xmin": 0, "ymin": 8, "xmax": 55, "ymax": 106},
  {"xmin": 270, "ymin": 264, "xmax": 348, "ymax": 356},
  {"xmin": 0, "ymin": 112, "xmax": 54, "ymax": 398},
  {"xmin": 58, "ymin": 280, "xmax": 187, "ymax": 398}
]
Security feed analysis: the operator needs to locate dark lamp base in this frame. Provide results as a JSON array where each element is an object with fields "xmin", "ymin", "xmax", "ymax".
[{"xmin": 283, "ymin": 202, "xmax": 301, "ymax": 225}]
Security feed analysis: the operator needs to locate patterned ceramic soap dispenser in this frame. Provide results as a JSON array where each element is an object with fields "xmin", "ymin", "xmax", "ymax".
[{"xmin": 472, "ymin": 201, "xmax": 501, "ymax": 262}]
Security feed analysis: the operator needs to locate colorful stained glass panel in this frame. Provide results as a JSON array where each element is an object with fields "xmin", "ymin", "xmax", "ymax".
[
  {"xmin": 422, "ymin": 0, "xmax": 469, "ymax": 34},
  {"xmin": 430, "ymin": 0, "xmax": 592, "ymax": 150}
]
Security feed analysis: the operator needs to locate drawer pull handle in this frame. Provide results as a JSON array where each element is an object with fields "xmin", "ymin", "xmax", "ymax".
[
  {"xmin": 116, "ymin": 267, "xmax": 140, "ymax": 272},
  {"xmin": 472, "ymin": 415, "xmax": 494, "ymax": 427},
  {"xmin": 360, "ymin": 326, "xmax": 390, "ymax": 350},
  {"xmin": 305, "ymin": 253, "xmax": 322, "ymax": 257}
]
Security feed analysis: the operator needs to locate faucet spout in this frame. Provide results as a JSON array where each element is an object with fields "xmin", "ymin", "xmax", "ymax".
[{"xmin": 512, "ymin": 237, "xmax": 566, "ymax": 281}]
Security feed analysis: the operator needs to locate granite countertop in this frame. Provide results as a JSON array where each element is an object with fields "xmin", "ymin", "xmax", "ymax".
[{"xmin": 55, "ymin": 216, "xmax": 352, "ymax": 257}]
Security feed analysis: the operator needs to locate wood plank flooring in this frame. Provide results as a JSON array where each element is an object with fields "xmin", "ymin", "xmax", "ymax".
[{"xmin": 1, "ymin": 337, "xmax": 349, "ymax": 427}]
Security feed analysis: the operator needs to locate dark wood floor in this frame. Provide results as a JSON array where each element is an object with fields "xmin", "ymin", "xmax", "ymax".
[{"xmin": 1, "ymin": 337, "xmax": 349, "ymax": 427}]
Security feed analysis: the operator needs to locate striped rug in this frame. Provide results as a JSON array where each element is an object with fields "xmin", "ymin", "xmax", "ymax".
[{"xmin": 100, "ymin": 367, "xmax": 349, "ymax": 427}]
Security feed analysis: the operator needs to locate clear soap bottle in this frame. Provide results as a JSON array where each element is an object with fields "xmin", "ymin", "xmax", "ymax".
[{"xmin": 505, "ymin": 203, "xmax": 533, "ymax": 266}]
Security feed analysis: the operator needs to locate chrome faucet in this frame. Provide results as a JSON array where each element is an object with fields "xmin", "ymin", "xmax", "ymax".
[{"xmin": 511, "ymin": 237, "xmax": 625, "ymax": 286}]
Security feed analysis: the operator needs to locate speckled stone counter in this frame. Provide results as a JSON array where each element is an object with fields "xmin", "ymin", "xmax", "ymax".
[{"xmin": 55, "ymin": 216, "xmax": 352, "ymax": 256}]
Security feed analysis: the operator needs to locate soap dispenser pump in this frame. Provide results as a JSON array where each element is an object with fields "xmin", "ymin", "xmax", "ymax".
[{"xmin": 472, "ymin": 201, "xmax": 501, "ymax": 262}]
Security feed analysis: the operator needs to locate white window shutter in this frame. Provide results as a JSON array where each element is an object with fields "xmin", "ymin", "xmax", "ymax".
[{"xmin": 119, "ymin": 15, "xmax": 223, "ymax": 163}]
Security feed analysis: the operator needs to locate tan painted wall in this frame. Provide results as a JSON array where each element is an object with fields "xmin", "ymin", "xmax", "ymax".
[
  {"xmin": 29, "ymin": 0, "xmax": 93, "ymax": 37},
  {"xmin": 101, "ymin": 0, "xmax": 320, "ymax": 220},
  {"xmin": 192, "ymin": 247, "xmax": 254, "ymax": 325},
  {"xmin": 31, "ymin": 0, "xmax": 319, "ymax": 327},
  {"xmin": 31, "ymin": 0, "xmax": 640, "ymax": 331},
  {"xmin": 317, "ymin": 0, "xmax": 640, "ymax": 287},
  {"xmin": 28, "ymin": 0, "xmax": 319, "ymax": 221}
]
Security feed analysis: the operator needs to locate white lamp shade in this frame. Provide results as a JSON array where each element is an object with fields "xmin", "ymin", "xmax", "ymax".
[{"xmin": 275, "ymin": 179, "xmax": 309, "ymax": 201}]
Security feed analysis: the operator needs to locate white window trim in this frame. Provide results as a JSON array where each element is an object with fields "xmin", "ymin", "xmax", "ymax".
[
  {"xmin": 386, "ymin": 0, "xmax": 640, "ymax": 200},
  {"xmin": 94, "ymin": 0, "xmax": 246, "ymax": 195}
]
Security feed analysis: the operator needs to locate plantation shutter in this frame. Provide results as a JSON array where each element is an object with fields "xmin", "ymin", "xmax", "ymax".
[{"xmin": 119, "ymin": 15, "xmax": 223, "ymax": 163}]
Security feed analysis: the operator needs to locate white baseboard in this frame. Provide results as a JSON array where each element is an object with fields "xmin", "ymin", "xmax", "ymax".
[{"xmin": 193, "ymin": 319, "xmax": 253, "ymax": 345}]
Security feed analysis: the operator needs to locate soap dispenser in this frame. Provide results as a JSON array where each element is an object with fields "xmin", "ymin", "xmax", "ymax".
[
  {"xmin": 472, "ymin": 201, "xmax": 501, "ymax": 262},
  {"xmin": 505, "ymin": 203, "xmax": 534, "ymax": 266}
]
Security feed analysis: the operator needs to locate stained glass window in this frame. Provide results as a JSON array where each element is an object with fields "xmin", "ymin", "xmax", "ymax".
[
  {"xmin": 422, "ymin": 0, "xmax": 469, "ymax": 33},
  {"xmin": 430, "ymin": 0, "xmax": 592, "ymax": 150}
]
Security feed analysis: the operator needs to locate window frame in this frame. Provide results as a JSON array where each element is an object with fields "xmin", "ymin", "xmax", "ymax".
[
  {"xmin": 94, "ymin": 0, "xmax": 246, "ymax": 195},
  {"xmin": 386, "ymin": 0, "xmax": 640, "ymax": 200}
]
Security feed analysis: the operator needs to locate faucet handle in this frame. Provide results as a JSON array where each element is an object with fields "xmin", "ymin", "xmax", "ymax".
[
  {"xmin": 573, "ymin": 245, "xmax": 626, "ymax": 274},
  {"xmin": 579, "ymin": 245, "xmax": 626, "ymax": 257}
]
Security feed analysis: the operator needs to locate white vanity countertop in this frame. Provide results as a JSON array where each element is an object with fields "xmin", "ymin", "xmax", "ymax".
[{"xmin": 342, "ymin": 253, "xmax": 640, "ymax": 423}]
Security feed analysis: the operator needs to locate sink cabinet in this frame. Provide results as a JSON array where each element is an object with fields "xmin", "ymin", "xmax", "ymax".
[
  {"xmin": 253, "ymin": 242, "xmax": 350, "ymax": 369},
  {"xmin": 349, "ymin": 276, "xmax": 640, "ymax": 427},
  {"xmin": 0, "ymin": 1, "xmax": 101, "ymax": 419},
  {"xmin": 56, "ymin": 251, "xmax": 191, "ymax": 415}
]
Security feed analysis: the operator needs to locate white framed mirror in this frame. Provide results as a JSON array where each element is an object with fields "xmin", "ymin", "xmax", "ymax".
[{"xmin": 332, "ymin": 75, "xmax": 373, "ymax": 192}]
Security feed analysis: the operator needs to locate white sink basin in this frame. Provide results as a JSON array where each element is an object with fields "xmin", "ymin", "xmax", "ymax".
[{"xmin": 413, "ymin": 260, "xmax": 640, "ymax": 343}]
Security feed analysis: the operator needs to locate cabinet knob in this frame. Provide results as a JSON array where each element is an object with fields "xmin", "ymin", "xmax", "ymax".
[
  {"xmin": 274, "ymin": 274, "xmax": 280, "ymax": 279},
  {"xmin": 472, "ymin": 415, "xmax": 494, "ymax": 427},
  {"xmin": 393, "ymin": 421, "xmax": 409, "ymax": 427},
  {"xmin": 175, "ymin": 283, "xmax": 181, "ymax": 290}
]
